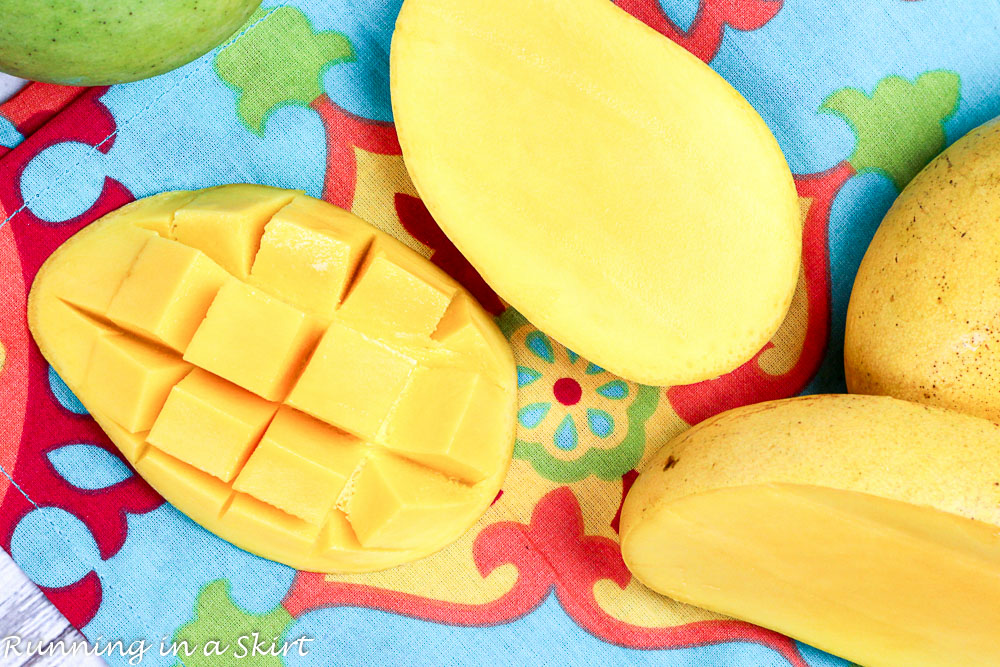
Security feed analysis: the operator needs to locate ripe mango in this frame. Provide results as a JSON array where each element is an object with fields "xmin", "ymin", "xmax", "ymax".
[
  {"xmin": 390, "ymin": 0, "xmax": 800, "ymax": 386},
  {"xmin": 28, "ymin": 185, "xmax": 517, "ymax": 572},
  {"xmin": 845, "ymin": 119, "xmax": 1000, "ymax": 421},
  {"xmin": 620, "ymin": 394, "xmax": 1000, "ymax": 667}
]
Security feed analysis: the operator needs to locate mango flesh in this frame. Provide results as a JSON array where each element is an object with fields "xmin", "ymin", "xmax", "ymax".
[
  {"xmin": 28, "ymin": 185, "xmax": 517, "ymax": 573},
  {"xmin": 390, "ymin": 0, "xmax": 800, "ymax": 386},
  {"xmin": 845, "ymin": 119, "xmax": 1000, "ymax": 421},
  {"xmin": 620, "ymin": 394, "xmax": 1000, "ymax": 666}
]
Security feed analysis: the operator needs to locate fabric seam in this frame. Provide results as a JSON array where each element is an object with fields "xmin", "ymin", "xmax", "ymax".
[
  {"xmin": 0, "ymin": 460, "xmax": 192, "ymax": 667},
  {"xmin": 0, "ymin": 4, "xmax": 283, "ymax": 233}
]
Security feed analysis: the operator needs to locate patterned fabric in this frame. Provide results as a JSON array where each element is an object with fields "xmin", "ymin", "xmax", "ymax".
[{"xmin": 0, "ymin": 1, "xmax": 997, "ymax": 664}]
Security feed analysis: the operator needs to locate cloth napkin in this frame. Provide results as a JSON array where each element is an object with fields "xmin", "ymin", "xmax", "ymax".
[{"xmin": 1, "ymin": 1, "xmax": 998, "ymax": 665}]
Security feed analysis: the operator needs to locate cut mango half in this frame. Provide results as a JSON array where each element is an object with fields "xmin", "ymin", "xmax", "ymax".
[
  {"xmin": 620, "ymin": 395, "xmax": 1000, "ymax": 666},
  {"xmin": 28, "ymin": 185, "xmax": 517, "ymax": 573},
  {"xmin": 390, "ymin": 0, "xmax": 800, "ymax": 385}
]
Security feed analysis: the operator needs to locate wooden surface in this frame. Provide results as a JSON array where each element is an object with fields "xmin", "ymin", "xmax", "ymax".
[
  {"xmin": 0, "ymin": 73, "xmax": 105, "ymax": 667},
  {"xmin": 0, "ymin": 74, "xmax": 25, "ymax": 103},
  {"xmin": 0, "ymin": 553, "xmax": 106, "ymax": 666}
]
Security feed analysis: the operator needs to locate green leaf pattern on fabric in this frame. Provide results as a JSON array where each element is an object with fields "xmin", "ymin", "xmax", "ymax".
[{"xmin": 216, "ymin": 7, "xmax": 354, "ymax": 134}]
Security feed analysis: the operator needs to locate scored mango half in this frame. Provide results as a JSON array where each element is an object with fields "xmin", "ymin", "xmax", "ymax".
[
  {"xmin": 620, "ymin": 394, "xmax": 1000, "ymax": 666},
  {"xmin": 28, "ymin": 185, "xmax": 517, "ymax": 573}
]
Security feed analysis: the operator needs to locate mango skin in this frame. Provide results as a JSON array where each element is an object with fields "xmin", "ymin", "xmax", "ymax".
[
  {"xmin": 620, "ymin": 394, "xmax": 1000, "ymax": 667},
  {"xmin": 845, "ymin": 119, "xmax": 1000, "ymax": 421},
  {"xmin": 0, "ymin": 0, "xmax": 260, "ymax": 85},
  {"xmin": 390, "ymin": 0, "xmax": 800, "ymax": 386}
]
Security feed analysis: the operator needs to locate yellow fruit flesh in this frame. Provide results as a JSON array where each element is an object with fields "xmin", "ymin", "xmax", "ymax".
[
  {"xmin": 28, "ymin": 185, "xmax": 517, "ymax": 573},
  {"xmin": 106, "ymin": 235, "xmax": 229, "ymax": 352},
  {"xmin": 846, "ymin": 119, "xmax": 1000, "ymax": 421},
  {"xmin": 390, "ymin": 0, "xmax": 800, "ymax": 385},
  {"xmin": 624, "ymin": 484, "xmax": 1000, "ymax": 667},
  {"xmin": 183, "ymin": 280, "xmax": 320, "ymax": 402},
  {"xmin": 620, "ymin": 394, "xmax": 1000, "ymax": 666}
]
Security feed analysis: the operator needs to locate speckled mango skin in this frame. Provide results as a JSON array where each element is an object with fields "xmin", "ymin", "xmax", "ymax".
[
  {"xmin": 621, "ymin": 394, "xmax": 1000, "ymax": 532},
  {"xmin": 0, "ymin": 0, "xmax": 260, "ymax": 85},
  {"xmin": 845, "ymin": 119, "xmax": 1000, "ymax": 421}
]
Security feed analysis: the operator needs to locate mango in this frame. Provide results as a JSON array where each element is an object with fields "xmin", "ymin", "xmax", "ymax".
[
  {"xmin": 390, "ymin": 0, "xmax": 800, "ymax": 386},
  {"xmin": 845, "ymin": 119, "xmax": 1000, "ymax": 421},
  {"xmin": 28, "ymin": 185, "xmax": 517, "ymax": 572},
  {"xmin": 620, "ymin": 394, "xmax": 1000, "ymax": 667}
]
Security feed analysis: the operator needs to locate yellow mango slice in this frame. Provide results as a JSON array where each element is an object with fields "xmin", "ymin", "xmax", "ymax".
[
  {"xmin": 39, "ymin": 302, "xmax": 115, "ymax": 387},
  {"xmin": 432, "ymin": 295, "xmax": 507, "ymax": 383},
  {"xmin": 379, "ymin": 366, "xmax": 508, "ymax": 483},
  {"xmin": 232, "ymin": 407, "xmax": 365, "ymax": 524},
  {"xmin": 137, "ymin": 446, "xmax": 233, "ymax": 514},
  {"xmin": 42, "ymin": 222, "xmax": 157, "ymax": 315},
  {"xmin": 28, "ymin": 186, "xmax": 516, "ymax": 572},
  {"xmin": 390, "ymin": 0, "xmax": 800, "ymax": 385},
  {"xmin": 346, "ymin": 453, "xmax": 478, "ymax": 550},
  {"xmin": 122, "ymin": 189, "xmax": 197, "ymax": 236},
  {"xmin": 620, "ymin": 394, "xmax": 1000, "ymax": 666},
  {"xmin": 147, "ymin": 369, "xmax": 278, "ymax": 483},
  {"xmin": 83, "ymin": 333, "xmax": 191, "ymax": 432}
]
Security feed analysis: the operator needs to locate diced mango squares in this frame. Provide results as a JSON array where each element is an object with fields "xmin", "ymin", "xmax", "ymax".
[
  {"xmin": 287, "ymin": 322, "xmax": 417, "ymax": 439},
  {"xmin": 137, "ymin": 447, "xmax": 233, "ymax": 514},
  {"xmin": 319, "ymin": 510, "xmax": 367, "ymax": 553},
  {"xmin": 250, "ymin": 195, "xmax": 373, "ymax": 317},
  {"xmin": 46, "ymin": 302, "xmax": 116, "ymax": 386},
  {"xmin": 106, "ymin": 236, "xmax": 229, "ymax": 352},
  {"xmin": 432, "ymin": 294, "xmax": 481, "ymax": 342},
  {"xmin": 222, "ymin": 493, "xmax": 321, "ymax": 552},
  {"xmin": 380, "ymin": 367, "xmax": 505, "ymax": 483},
  {"xmin": 347, "ymin": 453, "xmax": 476, "ymax": 549},
  {"xmin": 171, "ymin": 184, "xmax": 297, "ymax": 276},
  {"xmin": 338, "ymin": 244, "xmax": 456, "ymax": 337},
  {"xmin": 234, "ymin": 408, "xmax": 365, "ymax": 524},
  {"xmin": 83, "ymin": 333, "xmax": 191, "ymax": 432},
  {"xmin": 184, "ymin": 281, "xmax": 318, "ymax": 401},
  {"xmin": 90, "ymin": 412, "xmax": 148, "ymax": 464},
  {"xmin": 147, "ymin": 369, "xmax": 277, "ymax": 482},
  {"xmin": 432, "ymin": 295, "xmax": 510, "ymax": 384},
  {"xmin": 56, "ymin": 224, "xmax": 156, "ymax": 314},
  {"xmin": 29, "ymin": 185, "xmax": 518, "ymax": 573},
  {"xmin": 125, "ymin": 190, "xmax": 197, "ymax": 236}
]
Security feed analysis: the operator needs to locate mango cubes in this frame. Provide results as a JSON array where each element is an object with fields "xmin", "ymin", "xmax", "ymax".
[
  {"xmin": 249, "ymin": 195, "xmax": 372, "ymax": 317},
  {"xmin": 287, "ymin": 321, "xmax": 417, "ymax": 439},
  {"xmin": 28, "ymin": 185, "xmax": 517, "ymax": 573},
  {"xmin": 148, "ymin": 369, "xmax": 278, "ymax": 482},
  {"xmin": 107, "ymin": 235, "xmax": 228, "ymax": 351},
  {"xmin": 184, "ymin": 281, "xmax": 318, "ymax": 401}
]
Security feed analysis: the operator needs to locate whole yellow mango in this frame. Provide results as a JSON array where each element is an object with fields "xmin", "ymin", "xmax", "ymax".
[
  {"xmin": 620, "ymin": 394, "xmax": 1000, "ymax": 667},
  {"xmin": 845, "ymin": 119, "xmax": 1000, "ymax": 420},
  {"xmin": 390, "ymin": 0, "xmax": 800, "ymax": 386}
]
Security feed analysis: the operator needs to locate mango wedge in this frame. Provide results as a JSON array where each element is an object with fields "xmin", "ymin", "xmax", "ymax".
[
  {"xmin": 390, "ymin": 0, "xmax": 800, "ymax": 385},
  {"xmin": 29, "ymin": 185, "xmax": 517, "ymax": 572},
  {"xmin": 620, "ymin": 394, "xmax": 1000, "ymax": 667}
]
